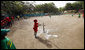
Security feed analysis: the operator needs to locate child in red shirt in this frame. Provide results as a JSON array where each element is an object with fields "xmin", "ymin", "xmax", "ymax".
[
  {"xmin": 33, "ymin": 19, "xmax": 41, "ymax": 38},
  {"xmin": 11, "ymin": 16, "xmax": 14, "ymax": 24},
  {"xmin": 3, "ymin": 19, "xmax": 7, "ymax": 28},
  {"xmin": 1, "ymin": 20, "xmax": 4, "ymax": 28},
  {"xmin": 83, "ymin": 12, "xmax": 84, "ymax": 18},
  {"xmin": 11, "ymin": 16, "xmax": 14, "ymax": 20},
  {"xmin": 6, "ymin": 17, "xmax": 12, "ymax": 28}
]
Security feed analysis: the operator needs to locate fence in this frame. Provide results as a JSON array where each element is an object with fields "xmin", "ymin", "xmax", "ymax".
[{"xmin": 23, "ymin": 13, "xmax": 48, "ymax": 17}]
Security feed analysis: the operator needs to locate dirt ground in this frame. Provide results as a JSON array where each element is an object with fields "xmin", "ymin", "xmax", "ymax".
[{"xmin": 7, "ymin": 14, "xmax": 84, "ymax": 49}]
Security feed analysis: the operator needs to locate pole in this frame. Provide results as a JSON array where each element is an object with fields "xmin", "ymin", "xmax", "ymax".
[{"xmin": 43, "ymin": 22, "xmax": 45, "ymax": 33}]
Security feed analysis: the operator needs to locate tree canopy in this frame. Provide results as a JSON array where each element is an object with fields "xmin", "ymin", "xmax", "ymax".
[
  {"xmin": 64, "ymin": 1, "xmax": 84, "ymax": 13},
  {"xmin": 1, "ymin": 1, "xmax": 84, "ymax": 17},
  {"xmin": 34, "ymin": 2, "xmax": 59, "ymax": 14}
]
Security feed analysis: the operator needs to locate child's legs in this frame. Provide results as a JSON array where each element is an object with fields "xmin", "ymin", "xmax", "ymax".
[{"xmin": 34, "ymin": 32, "xmax": 37, "ymax": 37}]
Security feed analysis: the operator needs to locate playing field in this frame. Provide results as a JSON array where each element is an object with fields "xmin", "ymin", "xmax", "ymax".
[{"xmin": 7, "ymin": 14, "xmax": 84, "ymax": 49}]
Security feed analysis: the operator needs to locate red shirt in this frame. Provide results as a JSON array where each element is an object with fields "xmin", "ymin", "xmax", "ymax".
[
  {"xmin": 12, "ymin": 17, "xmax": 14, "ymax": 20},
  {"xmin": 4, "ymin": 18, "xmax": 7, "ymax": 21},
  {"xmin": 1, "ymin": 22, "xmax": 4, "ymax": 26},
  {"xmin": 33, "ymin": 22, "xmax": 38, "ymax": 32},
  {"xmin": 1, "ymin": 20, "xmax": 5, "ymax": 26},
  {"xmin": 83, "ymin": 13, "xmax": 84, "ymax": 17},
  {"xmin": 1, "ymin": 20, "xmax": 3, "ymax": 26},
  {"xmin": 6, "ymin": 17, "xmax": 11, "ymax": 22},
  {"xmin": 4, "ymin": 20, "xmax": 7, "ymax": 24},
  {"xmin": 11, "ymin": 16, "xmax": 14, "ymax": 20}
]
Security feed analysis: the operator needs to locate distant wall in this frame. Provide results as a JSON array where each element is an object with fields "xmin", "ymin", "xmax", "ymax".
[{"xmin": 23, "ymin": 13, "xmax": 48, "ymax": 17}]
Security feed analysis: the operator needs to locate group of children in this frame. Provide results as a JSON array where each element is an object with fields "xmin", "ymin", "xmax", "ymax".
[
  {"xmin": 1, "ymin": 15, "xmax": 16, "ymax": 49},
  {"xmin": 1, "ymin": 15, "xmax": 21, "ymax": 29},
  {"xmin": 1, "ymin": 16, "xmax": 14, "ymax": 29},
  {"xmin": 1, "ymin": 19, "xmax": 41, "ymax": 49},
  {"xmin": 1, "ymin": 15, "xmax": 21, "ymax": 49},
  {"xmin": 1, "ymin": 12, "xmax": 84, "ymax": 49},
  {"xmin": 1, "ymin": 13, "xmax": 51, "ymax": 49},
  {"xmin": 72, "ymin": 12, "xmax": 84, "ymax": 18}
]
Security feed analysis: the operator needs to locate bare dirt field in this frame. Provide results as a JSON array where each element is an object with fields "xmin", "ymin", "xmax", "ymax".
[{"xmin": 7, "ymin": 14, "xmax": 84, "ymax": 49}]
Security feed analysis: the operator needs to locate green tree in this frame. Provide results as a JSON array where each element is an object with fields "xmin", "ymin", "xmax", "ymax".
[
  {"xmin": 1, "ymin": 1, "xmax": 35, "ymax": 17},
  {"xmin": 64, "ymin": 1, "xmax": 84, "ymax": 13},
  {"xmin": 78, "ymin": 1, "xmax": 84, "ymax": 9},
  {"xmin": 72, "ymin": 2, "xmax": 82, "ymax": 12},
  {"xmin": 34, "ymin": 2, "xmax": 59, "ymax": 14},
  {"xmin": 65, "ymin": 3, "xmax": 73, "ymax": 10}
]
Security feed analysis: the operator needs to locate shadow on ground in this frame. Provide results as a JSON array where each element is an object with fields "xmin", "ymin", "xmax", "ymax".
[{"xmin": 36, "ymin": 37, "xmax": 52, "ymax": 48}]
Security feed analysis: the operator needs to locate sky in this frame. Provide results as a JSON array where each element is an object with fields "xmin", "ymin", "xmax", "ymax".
[{"xmin": 23, "ymin": 1, "xmax": 76, "ymax": 8}]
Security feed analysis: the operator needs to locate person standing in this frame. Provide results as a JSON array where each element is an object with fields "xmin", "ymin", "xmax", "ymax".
[
  {"xmin": 78, "ymin": 13, "xmax": 81, "ymax": 18},
  {"xmin": 17, "ymin": 15, "xmax": 20, "ymax": 20},
  {"xmin": 49, "ymin": 13, "xmax": 51, "ymax": 18},
  {"xmin": 11, "ymin": 16, "xmax": 14, "ymax": 24},
  {"xmin": 83, "ymin": 12, "xmax": 84, "ymax": 18},
  {"xmin": 33, "ymin": 19, "xmax": 41, "ymax": 38},
  {"xmin": 1, "ymin": 20, "xmax": 5, "ymax": 28},
  {"xmin": 6, "ymin": 17, "xmax": 12, "ymax": 28},
  {"xmin": 1, "ymin": 29, "xmax": 16, "ymax": 49}
]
